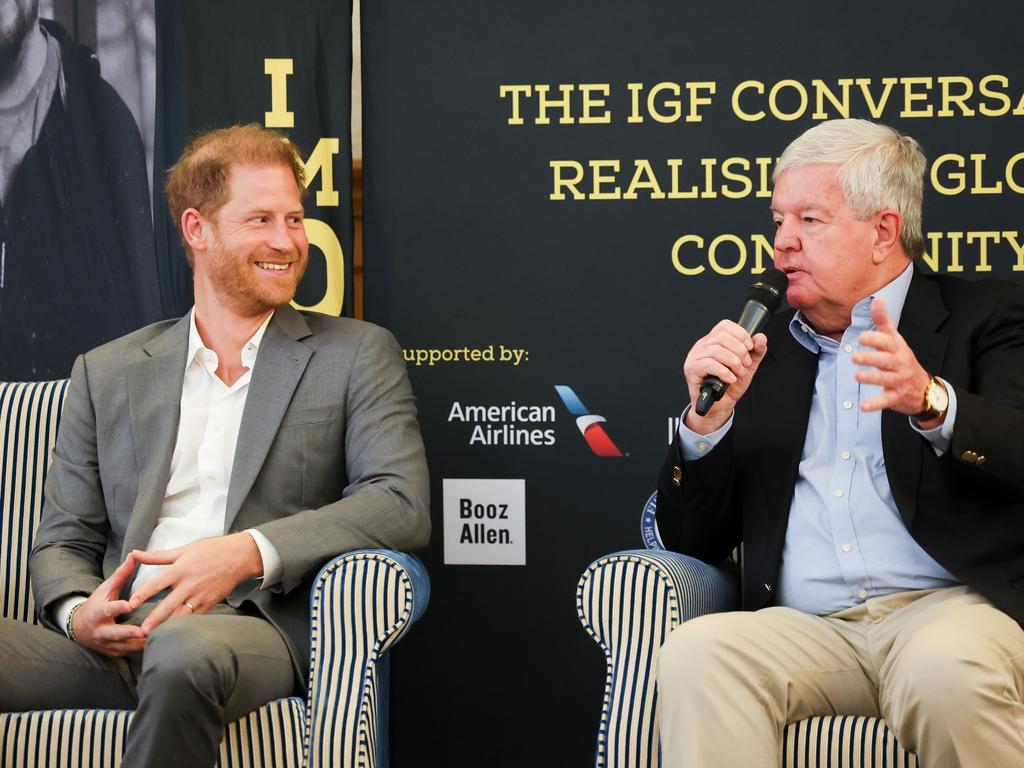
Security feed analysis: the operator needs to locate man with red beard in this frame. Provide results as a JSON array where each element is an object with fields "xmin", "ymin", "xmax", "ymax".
[{"xmin": 0, "ymin": 125, "xmax": 430, "ymax": 768}]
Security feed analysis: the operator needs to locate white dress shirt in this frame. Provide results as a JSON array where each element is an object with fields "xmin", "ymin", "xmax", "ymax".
[{"xmin": 56, "ymin": 310, "xmax": 283, "ymax": 635}]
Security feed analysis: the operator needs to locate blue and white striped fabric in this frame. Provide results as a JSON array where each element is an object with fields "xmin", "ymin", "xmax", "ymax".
[
  {"xmin": 783, "ymin": 716, "xmax": 917, "ymax": 768},
  {"xmin": 1, "ymin": 380, "xmax": 68, "ymax": 626},
  {"xmin": 577, "ymin": 550, "xmax": 736, "ymax": 768},
  {"xmin": 1, "ymin": 381, "xmax": 430, "ymax": 768},
  {"xmin": 0, "ymin": 698, "xmax": 306, "ymax": 768},
  {"xmin": 305, "ymin": 550, "xmax": 429, "ymax": 768},
  {"xmin": 577, "ymin": 549, "xmax": 918, "ymax": 768}
]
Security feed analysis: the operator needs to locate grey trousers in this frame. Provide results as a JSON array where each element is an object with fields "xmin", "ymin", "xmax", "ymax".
[
  {"xmin": 657, "ymin": 586, "xmax": 1024, "ymax": 768},
  {"xmin": 0, "ymin": 605, "xmax": 295, "ymax": 768}
]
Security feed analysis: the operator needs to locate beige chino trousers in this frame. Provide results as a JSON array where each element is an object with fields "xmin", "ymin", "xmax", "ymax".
[{"xmin": 657, "ymin": 586, "xmax": 1024, "ymax": 767}]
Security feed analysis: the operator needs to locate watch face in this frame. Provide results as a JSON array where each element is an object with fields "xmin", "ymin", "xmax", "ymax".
[{"xmin": 928, "ymin": 379, "xmax": 949, "ymax": 412}]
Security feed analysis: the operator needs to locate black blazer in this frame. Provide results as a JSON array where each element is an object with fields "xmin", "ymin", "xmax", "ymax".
[{"xmin": 656, "ymin": 268, "xmax": 1024, "ymax": 626}]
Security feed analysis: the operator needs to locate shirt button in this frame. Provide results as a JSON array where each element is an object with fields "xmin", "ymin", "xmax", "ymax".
[
  {"xmin": 840, "ymin": 451, "xmax": 851, "ymax": 460},
  {"xmin": 696, "ymin": 441, "xmax": 708, "ymax": 452},
  {"xmin": 858, "ymin": 589, "xmax": 868, "ymax": 599},
  {"xmin": 801, "ymin": 324, "xmax": 810, "ymax": 334},
  {"xmin": 842, "ymin": 400, "xmax": 853, "ymax": 410},
  {"xmin": 834, "ymin": 489, "xmax": 845, "ymax": 497},
  {"xmin": 842, "ymin": 543, "xmax": 852, "ymax": 553},
  {"xmin": 844, "ymin": 343, "xmax": 854, "ymax": 353},
  {"xmin": 207, "ymin": 473, "xmax": 216, "ymax": 482}
]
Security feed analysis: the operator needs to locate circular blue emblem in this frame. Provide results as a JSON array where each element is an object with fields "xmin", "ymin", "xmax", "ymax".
[{"xmin": 640, "ymin": 490, "xmax": 664, "ymax": 550}]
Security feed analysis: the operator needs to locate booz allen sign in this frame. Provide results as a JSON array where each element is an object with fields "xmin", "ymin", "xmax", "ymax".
[{"xmin": 443, "ymin": 479, "xmax": 527, "ymax": 566}]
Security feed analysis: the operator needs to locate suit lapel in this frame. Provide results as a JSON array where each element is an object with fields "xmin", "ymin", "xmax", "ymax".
[
  {"xmin": 748, "ymin": 320, "xmax": 819, "ymax": 567},
  {"xmin": 123, "ymin": 316, "xmax": 190, "ymax": 556},
  {"xmin": 224, "ymin": 305, "xmax": 313, "ymax": 531},
  {"xmin": 882, "ymin": 268, "xmax": 949, "ymax": 528}
]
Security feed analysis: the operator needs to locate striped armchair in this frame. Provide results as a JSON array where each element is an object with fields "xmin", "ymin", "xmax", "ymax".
[
  {"xmin": 577, "ymin": 546, "xmax": 919, "ymax": 767},
  {"xmin": 0, "ymin": 380, "xmax": 430, "ymax": 768}
]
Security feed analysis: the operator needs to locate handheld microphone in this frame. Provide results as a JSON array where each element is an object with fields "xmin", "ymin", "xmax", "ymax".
[{"xmin": 694, "ymin": 268, "xmax": 789, "ymax": 416}]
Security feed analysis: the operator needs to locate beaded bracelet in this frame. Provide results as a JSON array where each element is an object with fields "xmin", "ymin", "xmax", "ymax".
[{"xmin": 66, "ymin": 601, "xmax": 84, "ymax": 644}]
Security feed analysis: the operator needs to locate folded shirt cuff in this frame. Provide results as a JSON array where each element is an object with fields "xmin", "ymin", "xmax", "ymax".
[
  {"xmin": 246, "ymin": 528, "xmax": 282, "ymax": 589},
  {"xmin": 54, "ymin": 594, "xmax": 88, "ymax": 638},
  {"xmin": 677, "ymin": 405, "xmax": 734, "ymax": 461}
]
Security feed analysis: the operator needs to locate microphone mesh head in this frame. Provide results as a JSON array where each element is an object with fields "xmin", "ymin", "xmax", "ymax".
[{"xmin": 746, "ymin": 268, "xmax": 788, "ymax": 313}]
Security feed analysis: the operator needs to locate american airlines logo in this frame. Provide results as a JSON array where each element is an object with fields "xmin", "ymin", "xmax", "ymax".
[
  {"xmin": 447, "ymin": 400, "xmax": 556, "ymax": 446},
  {"xmin": 554, "ymin": 385, "xmax": 625, "ymax": 458}
]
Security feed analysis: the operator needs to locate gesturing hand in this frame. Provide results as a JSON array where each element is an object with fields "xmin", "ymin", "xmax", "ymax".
[
  {"xmin": 71, "ymin": 553, "xmax": 147, "ymax": 657},
  {"xmin": 853, "ymin": 297, "xmax": 934, "ymax": 422},
  {"xmin": 128, "ymin": 532, "xmax": 264, "ymax": 634},
  {"xmin": 683, "ymin": 319, "xmax": 768, "ymax": 435}
]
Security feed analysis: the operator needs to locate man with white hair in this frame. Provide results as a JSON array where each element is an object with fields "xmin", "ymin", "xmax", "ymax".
[{"xmin": 656, "ymin": 118, "xmax": 1024, "ymax": 767}]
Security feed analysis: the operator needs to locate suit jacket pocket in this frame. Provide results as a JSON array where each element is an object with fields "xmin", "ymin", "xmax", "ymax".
[{"xmin": 280, "ymin": 405, "xmax": 343, "ymax": 428}]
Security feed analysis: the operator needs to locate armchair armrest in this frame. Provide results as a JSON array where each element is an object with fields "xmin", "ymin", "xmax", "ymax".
[
  {"xmin": 305, "ymin": 549, "xmax": 430, "ymax": 768},
  {"xmin": 576, "ymin": 550, "xmax": 738, "ymax": 768}
]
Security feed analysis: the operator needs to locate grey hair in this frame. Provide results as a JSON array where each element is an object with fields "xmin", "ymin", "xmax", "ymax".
[{"xmin": 774, "ymin": 119, "xmax": 926, "ymax": 258}]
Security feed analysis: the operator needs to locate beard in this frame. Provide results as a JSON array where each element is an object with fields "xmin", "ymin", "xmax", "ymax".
[
  {"xmin": 205, "ymin": 240, "xmax": 308, "ymax": 317},
  {"xmin": 0, "ymin": 0, "xmax": 38, "ymax": 77}
]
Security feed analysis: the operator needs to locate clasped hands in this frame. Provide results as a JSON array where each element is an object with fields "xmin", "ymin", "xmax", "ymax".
[
  {"xmin": 683, "ymin": 297, "xmax": 935, "ymax": 435},
  {"xmin": 71, "ymin": 532, "xmax": 263, "ymax": 657}
]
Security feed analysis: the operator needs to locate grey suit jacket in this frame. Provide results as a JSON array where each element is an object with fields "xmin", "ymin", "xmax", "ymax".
[{"xmin": 30, "ymin": 304, "xmax": 431, "ymax": 688}]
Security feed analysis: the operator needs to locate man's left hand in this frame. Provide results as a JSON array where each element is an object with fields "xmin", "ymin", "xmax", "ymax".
[
  {"xmin": 128, "ymin": 532, "xmax": 264, "ymax": 633},
  {"xmin": 853, "ymin": 297, "xmax": 938, "ymax": 425}
]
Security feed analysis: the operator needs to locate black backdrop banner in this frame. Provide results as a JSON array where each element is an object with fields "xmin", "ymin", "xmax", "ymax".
[
  {"xmin": 362, "ymin": 1, "xmax": 1024, "ymax": 765},
  {"xmin": 156, "ymin": 0, "xmax": 354, "ymax": 319}
]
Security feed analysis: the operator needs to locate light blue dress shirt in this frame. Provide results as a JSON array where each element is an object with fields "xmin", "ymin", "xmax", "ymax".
[{"xmin": 679, "ymin": 263, "xmax": 961, "ymax": 615}]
